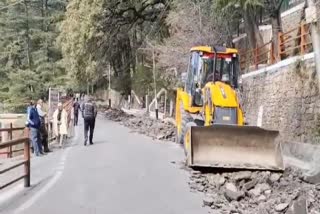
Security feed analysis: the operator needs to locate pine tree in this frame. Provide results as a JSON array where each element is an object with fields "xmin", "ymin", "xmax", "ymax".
[{"xmin": 0, "ymin": 0, "xmax": 67, "ymax": 111}]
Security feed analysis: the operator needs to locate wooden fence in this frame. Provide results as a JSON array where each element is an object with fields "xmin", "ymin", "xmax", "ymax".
[
  {"xmin": 0, "ymin": 98, "xmax": 74, "ymax": 191},
  {"xmin": 0, "ymin": 125, "xmax": 26, "ymax": 158},
  {"xmin": 0, "ymin": 127, "xmax": 30, "ymax": 189}
]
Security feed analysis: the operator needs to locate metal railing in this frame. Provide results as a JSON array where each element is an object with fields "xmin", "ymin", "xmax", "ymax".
[
  {"xmin": 240, "ymin": 41, "xmax": 275, "ymax": 72},
  {"xmin": 278, "ymin": 21, "xmax": 312, "ymax": 59},
  {"xmin": 240, "ymin": 20, "xmax": 314, "ymax": 73},
  {"xmin": 0, "ymin": 127, "xmax": 30, "ymax": 189}
]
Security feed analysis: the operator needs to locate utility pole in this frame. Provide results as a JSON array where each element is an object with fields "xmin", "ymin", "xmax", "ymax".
[
  {"xmin": 152, "ymin": 46, "xmax": 159, "ymax": 120},
  {"xmin": 306, "ymin": 0, "xmax": 320, "ymax": 89},
  {"xmin": 199, "ymin": 4, "xmax": 202, "ymax": 34},
  {"xmin": 108, "ymin": 64, "xmax": 111, "ymax": 108}
]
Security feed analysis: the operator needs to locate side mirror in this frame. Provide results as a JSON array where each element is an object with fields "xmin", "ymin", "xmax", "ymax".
[{"xmin": 180, "ymin": 72, "xmax": 187, "ymax": 83}]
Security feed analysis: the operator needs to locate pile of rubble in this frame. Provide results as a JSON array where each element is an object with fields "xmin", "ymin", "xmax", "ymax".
[
  {"xmin": 189, "ymin": 168, "xmax": 320, "ymax": 214},
  {"xmin": 105, "ymin": 109, "xmax": 134, "ymax": 122},
  {"xmin": 105, "ymin": 109, "xmax": 176, "ymax": 142}
]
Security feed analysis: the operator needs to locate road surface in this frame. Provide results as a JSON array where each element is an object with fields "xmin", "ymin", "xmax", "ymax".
[{"xmin": 0, "ymin": 116, "xmax": 208, "ymax": 214}]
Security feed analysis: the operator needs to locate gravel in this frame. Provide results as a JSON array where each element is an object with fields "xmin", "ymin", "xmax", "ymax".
[
  {"xmin": 190, "ymin": 168, "xmax": 320, "ymax": 214},
  {"xmin": 105, "ymin": 109, "xmax": 176, "ymax": 142}
]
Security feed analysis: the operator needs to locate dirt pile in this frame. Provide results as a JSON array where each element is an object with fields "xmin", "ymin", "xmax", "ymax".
[
  {"xmin": 189, "ymin": 168, "xmax": 320, "ymax": 214},
  {"xmin": 105, "ymin": 109, "xmax": 176, "ymax": 142},
  {"xmin": 105, "ymin": 108, "xmax": 134, "ymax": 121}
]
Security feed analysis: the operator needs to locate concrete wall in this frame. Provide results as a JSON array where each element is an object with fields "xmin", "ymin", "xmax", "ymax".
[{"xmin": 241, "ymin": 53, "xmax": 320, "ymax": 144}]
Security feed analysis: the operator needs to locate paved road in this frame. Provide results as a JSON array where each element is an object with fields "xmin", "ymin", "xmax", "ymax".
[{"xmin": 1, "ymin": 116, "xmax": 208, "ymax": 214}]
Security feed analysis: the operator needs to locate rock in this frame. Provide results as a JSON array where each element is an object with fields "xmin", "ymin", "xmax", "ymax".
[
  {"xmin": 234, "ymin": 171, "xmax": 252, "ymax": 181},
  {"xmin": 256, "ymin": 183, "xmax": 270, "ymax": 192},
  {"xmin": 269, "ymin": 173, "xmax": 282, "ymax": 183},
  {"xmin": 275, "ymin": 203, "xmax": 289, "ymax": 212},
  {"xmin": 224, "ymin": 183, "xmax": 244, "ymax": 201},
  {"xmin": 244, "ymin": 180, "xmax": 258, "ymax": 191},
  {"xmin": 225, "ymin": 183, "xmax": 238, "ymax": 192},
  {"xmin": 303, "ymin": 171, "xmax": 320, "ymax": 184},
  {"xmin": 285, "ymin": 197, "xmax": 307, "ymax": 214},
  {"xmin": 195, "ymin": 178, "xmax": 205, "ymax": 183},
  {"xmin": 197, "ymin": 185, "xmax": 205, "ymax": 192},
  {"xmin": 218, "ymin": 177, "xmax": 226, "ymax": 186},
  {"xmin": 248, "ymin": 188, "xmax": 261, "ymax": 197},
  {"xmin": 258, "ymin": 195, "xmax": 267, "ymax": 202},
  {"xmin": 203, "ymin": 196, "xmax": 214, "ymax": 206},
  {"xmin": 192, "ymin": 170, "xmax": 201, "ymax": 175},
  {"xmin": 265, "ymin": 190, "xmax": 272, "ymax": 195},
  {"xmin": 156, "ymin": 134, "xmax": 165, "ymax": 140}
]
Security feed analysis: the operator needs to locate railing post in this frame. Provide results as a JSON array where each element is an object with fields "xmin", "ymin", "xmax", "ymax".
[
  {"xmin": 254, "ymin": 44, "xmax": 259, "ymax": 70},
  {"xmin": 278, "ymin": 32, "xmax": 282, "ymax": 61},
  {"xmin": 270, "ymin": 42, "xmax": 275, "ymax": 64},
  {"xmin": 8, "ymin": 123, "xmax": 13, "ymax": 158},
  {"xmin": 301, "ymin": 22, "xmax": 305, "ymax": 55},
  {"xmin": 24, "ymin": 139, "xmax": 30, "ymax": 187}
]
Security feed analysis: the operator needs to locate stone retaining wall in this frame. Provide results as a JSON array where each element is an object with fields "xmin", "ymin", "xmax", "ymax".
[{"xmin": 241, "ymin": 54, "xmax": 320, "ymax": 143}]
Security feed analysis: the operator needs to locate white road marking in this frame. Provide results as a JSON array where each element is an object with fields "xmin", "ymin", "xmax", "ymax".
[
  {"xmin": 13, "ymin": 126, "xmax": 79, "ymax": 214},
  {"xmin": 13, "ymin": 170, "xmax": 63, "ymax": 214}
]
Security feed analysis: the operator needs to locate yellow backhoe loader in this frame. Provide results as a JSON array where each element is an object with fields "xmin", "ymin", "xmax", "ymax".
[{"xmin": 175, "ymin": 46, "xmax": 284, "ymax": 171}]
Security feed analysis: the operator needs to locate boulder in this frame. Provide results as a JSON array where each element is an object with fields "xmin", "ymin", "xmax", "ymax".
[
  {"xmin": 224, "ymin": 183, "xmax": 245, "ymax": 201},
  {"xmin": 275, "ymin": 203, "xmax": 289, "ymax": 212},
  {"xmin": 285, "ymin": 197, "xmax": 307, "ymax": 214},
  {"xmin": 203, "ymin": 196, "xmax": 215, "ymax": 206},
  {"xmin": 234, "ymin": 171, "xmax": 252, "ymax": 181}
]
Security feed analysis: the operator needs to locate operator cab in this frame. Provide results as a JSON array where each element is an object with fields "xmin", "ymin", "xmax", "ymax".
[{"xmin": 185, "ymin": 46, "xmax": 240, "ymax": 107}]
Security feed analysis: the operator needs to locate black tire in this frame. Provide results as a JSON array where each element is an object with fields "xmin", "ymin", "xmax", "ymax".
[
  {"xmin": 177, "ymin": 108, "xmax": 193, "ymax": 145},
  {"xmin": 181, "ymin": 121, "xmax": 197, "ymax": 156}
]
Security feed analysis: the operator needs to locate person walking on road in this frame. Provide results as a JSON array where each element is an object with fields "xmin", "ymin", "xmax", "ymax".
[
  {"xmin": 37, "ymin": 99, "xmax": 51, "ymax": 153},
  {"xmin": 81, "ymin": 96, "xmax": 97, "ymax": 146},
  {"xmin": 73, "ymin": 97, "xmax": 80, "ymax": 126},
  {"xmin": 53, "ymin": 102, "xmax": 68, "ymax": 148},
  {"xmin": 27, "ymin": 100, "xmax": 44, "ymax": 156}
]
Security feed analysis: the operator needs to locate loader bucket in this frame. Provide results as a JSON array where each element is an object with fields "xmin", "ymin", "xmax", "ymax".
[{"xmin": 187, "ymin": 125, "xmax": 284, "ymax": 171}]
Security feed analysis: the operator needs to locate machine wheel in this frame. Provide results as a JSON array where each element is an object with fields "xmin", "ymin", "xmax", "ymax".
[
  {"xmin": 182, "ymin": 121, "xmax": 197, "ymax": 157},
  {"xmin": 177, "ymin": 104, "xmax": 193, "ymax": 145},
  {"xmin": 178, "ymin": 111, "xmax": 193, "ymax": 145}
]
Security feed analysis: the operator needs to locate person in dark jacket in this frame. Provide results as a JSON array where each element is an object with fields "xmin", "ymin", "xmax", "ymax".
[
  {"xmin": 37, "ymin": 99, "xmax": 51, "ymax": 153},
  {"xmin": 81, "ymin": 96, "xmax": 97, "ymax": 146},
  {"xmin": 27, "ymin": 101, "xmax": 44, "ymax": 156},
  {"xmin": 73, "ymin": 98, "xmax": 80, "ymax": 126}
]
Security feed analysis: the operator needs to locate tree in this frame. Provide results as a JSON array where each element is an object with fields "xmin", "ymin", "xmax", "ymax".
[
  {"xmin": 217, "ymin": 0, "xmax": 265, "ymax": 50},
  {"xmin": 263, "ymin": 0, "xmax": 286, "ymax": 59},
  {"xmin": 0, "ymin": 0, "xmax": 67, "ymax": 110},
  {"xmin": 155, "ymin": 0, "xmax": 239, "ymax": 75},
  {"xmin": 58, "ymin": 0, "xmax": 170, "ymax": 96}
]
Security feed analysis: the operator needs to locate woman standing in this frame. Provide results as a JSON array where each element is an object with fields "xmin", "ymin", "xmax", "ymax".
[{"xmin": 53, "ymin": 102, "xmax": 68, "ymax": 148}]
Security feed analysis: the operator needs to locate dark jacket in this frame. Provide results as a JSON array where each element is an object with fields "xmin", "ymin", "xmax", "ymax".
[
  {"xmin": 81, "ymin": 101, "xmax": 97, "ymax": 120},
  {"xmin": 27, "ymin": 107, "xmax": 41, "ymax": 129},
  {"xmin": 73, "ymin": 101, "xmax": 80, "ymax": 114}
]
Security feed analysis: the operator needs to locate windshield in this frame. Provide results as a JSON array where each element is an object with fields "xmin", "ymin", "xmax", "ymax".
[
  {"xmin": 217, "ymin": 57, "xmax": 233, "ymax": 84},
  {"xmin": 201, "ymin": 56, "xmax": 235, "ymax": 85},
  {"xmin": 201, "ymin": 58, "xmax": 214, "ymax": 85}
]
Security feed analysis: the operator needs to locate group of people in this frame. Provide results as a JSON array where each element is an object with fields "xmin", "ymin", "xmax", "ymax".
[
  {"xmin": 27, "ymin": 99, "xmax": 50, "ymax": 156},
  {"xmin": 26, "ymin": 96, "xmax": 97, "ymax": 156}
]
